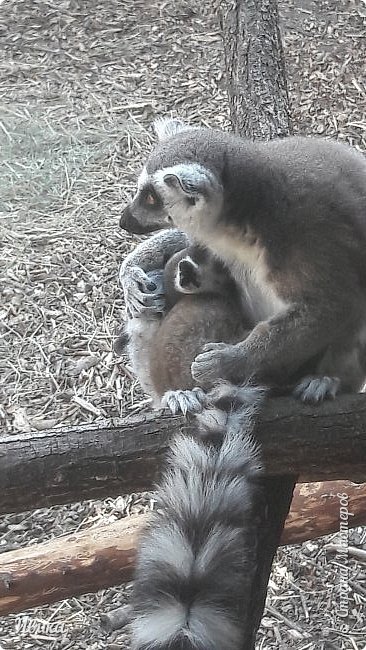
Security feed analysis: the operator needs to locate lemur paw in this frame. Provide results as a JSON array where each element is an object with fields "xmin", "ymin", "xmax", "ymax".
[
  {"xmin": 161, "ymin": 388, "xmax": 207, "ymax": 416},
  {"xmin": 120, "ymin": 266, "xmax": 165, "ymax": 318},
  {"xmin": 191, "ymin": 342, "xmax": 238, "ymax": 385},
  {"xmin": 293, "ymin": 375, "xmax": 340, "ymax": 404}
]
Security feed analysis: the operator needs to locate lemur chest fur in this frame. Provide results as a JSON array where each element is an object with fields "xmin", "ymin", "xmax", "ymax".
[{"xmin": 204, "ymin": 232, "xmax": 288, "ymax": 322}]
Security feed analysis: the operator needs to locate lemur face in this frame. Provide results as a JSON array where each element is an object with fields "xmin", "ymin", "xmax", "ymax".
[{"xmin": 119, "ymin": 119, "xmax": 224, "ymax": 239}]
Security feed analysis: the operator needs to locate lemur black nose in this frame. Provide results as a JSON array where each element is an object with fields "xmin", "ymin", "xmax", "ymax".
[
  {"xmin": 119, "ymin": 205, "xmax": 132, "ymax": 229},
  {"xmin": 119, "ymin": 205, "xmax": 148, "ymax": 234}
]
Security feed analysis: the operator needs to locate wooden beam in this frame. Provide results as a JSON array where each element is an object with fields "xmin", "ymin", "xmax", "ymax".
[
  {"xmin": 281, "ymin": 481, "xmax": 366, "ymax": 544},
  {"xmin": 1, "ymin": 395, "xmax": 366, "ymax": 515},
  {"xmin": 0, "ymin": 515, "xmax": 140, "ymax": 616},
  {"xmin": 0, "ymin": 481, "xmax": 364, "ymax": 616}
]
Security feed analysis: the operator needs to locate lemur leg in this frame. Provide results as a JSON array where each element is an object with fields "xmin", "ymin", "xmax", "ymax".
[
  {"xmin": 125, "ymin": 316, "xmax": 162, "ymax": 404},
  {"xmin": 161, "ymin": 387, "xmax": 207, "ymax": 416},
  {"xmin": 118, "ymin": 268, "xmax": 165, "ymax": 402},
  {"xmin": 192, "ymin": 302, "xmax": 363, "ymax": 387},
  {"xmin": 120, "ymin": 230, "xmax": 189, "ymax": 317},
  {"xmin": 294, "ymin": 329, "xmax": 366, "ymax": 402}
]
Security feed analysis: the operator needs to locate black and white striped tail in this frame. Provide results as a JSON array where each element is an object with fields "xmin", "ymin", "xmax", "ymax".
[{"xmin": 131, "ymin": 383, "xmax": 266, "ymax": 650}]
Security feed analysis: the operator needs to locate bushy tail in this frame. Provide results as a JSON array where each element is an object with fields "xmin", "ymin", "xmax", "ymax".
[{"xmin": 131, "ymin": 383, "xmax": 266, "ymax": 650}]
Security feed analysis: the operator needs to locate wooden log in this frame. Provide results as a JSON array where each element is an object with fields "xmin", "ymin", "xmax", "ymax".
[
  {"xmin": 281, "ymin": 481, "xmax": 366, "ymax": 545},
  {"xmin": 1, "ymin": 395, "xmax": 366, "ymax": 516},
  {"xmin": 0, "ymin": 515, "xmax": 140, "ymax": 616},
  {"xmin": 0, "ymin": 481, "xmax": 364, "ymax": 616}
]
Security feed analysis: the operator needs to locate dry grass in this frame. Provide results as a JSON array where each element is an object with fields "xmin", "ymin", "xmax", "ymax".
[{"xmin": 0, "ymin": 0, "xmax": 365, "ymax": 648}]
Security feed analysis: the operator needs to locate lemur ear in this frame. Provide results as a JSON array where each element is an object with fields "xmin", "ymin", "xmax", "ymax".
[
  {"xmin": 162, "ymin": 164, "xmax": 211, "ymax": 198},
  {"xmin": 163, "ymin": 173, "xmax": 198, "ymax": 205},
  {"xmin": 163, "ymin": 173, "xmax": 189, "ymax": 193},
  {"xmin": 177, "ymin": 256, "xmax": 202, "ymax": 292},
  {"xmin": 153, "ymin": 117, "xmax": 188, "ymax": 141}
]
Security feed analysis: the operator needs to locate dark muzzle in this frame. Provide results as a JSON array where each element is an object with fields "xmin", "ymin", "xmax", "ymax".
[{"xmin": 119, "ymin": 205, "xmax": 152, "ymax": 235}]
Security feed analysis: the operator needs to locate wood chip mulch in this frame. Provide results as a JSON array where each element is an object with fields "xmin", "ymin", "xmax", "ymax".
[{"xmin": 0, "ymin": 0, "xmax": 365, "ymax": 648}]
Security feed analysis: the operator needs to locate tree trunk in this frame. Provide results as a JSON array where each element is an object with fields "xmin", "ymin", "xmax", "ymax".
[
  {"xmin": 219, "ymin": 2, "xmax": 294, "ymax": 646},
  {"xmin": 1, "ymin": 395, "xmax": 366, "ymax": 515},
  {"xmin": 1, "ymin": 480, "xmax": 364, "ymax": 616},
  {"xmin": 220, "ymin": 0, "xmax": 291, "ymax": 140}
]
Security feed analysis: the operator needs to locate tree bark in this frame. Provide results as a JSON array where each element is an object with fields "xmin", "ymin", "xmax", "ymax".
[
  {"xmin": 1, "ymin": 481, "xmax": 364, "ymax": 616},
  {"xmin": 0, "ymin": 515, "xmax": 139, "ymax": 616},
  {"xmin": 220, "ymin": 3, "xmax": 294, "ymax": 646},
  {"xmin": 1, "ymin": 395, "xmax": 366, "ymax": 515},
  {"xmin": 219, "ymin": 0, "xmax": 291, "ymax": 140},
  {"xmin": 0, "ymin": 395, "xmax": 366, "ymax": 514},
  {"xmin": 281, "ymin": 481, "xmax": 366, "ymax": 545}
]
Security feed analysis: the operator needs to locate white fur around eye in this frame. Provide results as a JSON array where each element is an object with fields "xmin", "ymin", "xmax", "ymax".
[{"xmin": 132, "ymin": 167, "xmax": 150, "ymax": 201}]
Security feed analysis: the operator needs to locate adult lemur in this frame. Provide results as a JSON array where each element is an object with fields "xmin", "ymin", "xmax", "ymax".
[
  {"xmin": 120, "ymin": 118, "xmax": 366, "ymax": 397},
  {"xmin": 119, "ymin": 118, "xmax": 366, "ymax": 649}
]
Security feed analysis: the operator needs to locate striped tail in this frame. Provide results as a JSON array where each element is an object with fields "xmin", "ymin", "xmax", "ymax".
[{"xmin": 131, "ymin": 383, "xmax": 266, "ymax": 650}]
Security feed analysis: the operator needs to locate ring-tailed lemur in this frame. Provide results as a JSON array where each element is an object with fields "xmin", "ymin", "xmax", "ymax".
[
  {"xmin": 119, "ymin": 118, "xmax": 366, "ymax": 399},
  {"xmin": 116, "ymin": 243, "xmax": 254, "ymax": 414},
  {"xmin": 118, "ymin": 117, "xmax": 366, "ymax": 648}
]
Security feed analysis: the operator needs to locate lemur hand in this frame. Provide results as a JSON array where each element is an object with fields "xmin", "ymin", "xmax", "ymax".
[
  {"xmin": 191, "ymin": 342, "xmax": 240, "ymax": 385},
  {"xmin": 121, "ymin": 266, "xmax": 165, "ymax": 318}
]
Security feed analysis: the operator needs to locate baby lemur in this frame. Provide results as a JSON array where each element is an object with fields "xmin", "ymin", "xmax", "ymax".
[{"xmin": 117, "ymin": 243, "xmax": 253, "ymax": 415}]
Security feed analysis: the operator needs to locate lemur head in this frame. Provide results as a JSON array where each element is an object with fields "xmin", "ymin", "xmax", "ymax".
[
  {"xmin": 119, "ymin": 118, "xmax": 226, "ymax": 240},
  {"xmin": 163, "ymin": 245, "xmax": 239, "ymax": 309}
]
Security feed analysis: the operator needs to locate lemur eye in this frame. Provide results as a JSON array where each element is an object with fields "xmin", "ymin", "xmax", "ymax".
[
  {"xmin": 141, "ymin": 186, "xmax": 161, "ymax": 210},
  {"xmin": 145, "ymin": 192, "xmax": 156, "ymax": 206}
]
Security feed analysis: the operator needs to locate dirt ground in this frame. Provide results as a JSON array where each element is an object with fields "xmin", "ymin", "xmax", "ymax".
[{"xmin": 0, "ymin": 0, "xmax": 365, "ymax": 648}]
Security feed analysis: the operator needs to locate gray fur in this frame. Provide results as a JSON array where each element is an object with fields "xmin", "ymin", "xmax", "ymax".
[
  {"xmin": 153, "ymin": 117, "xmax": 193, "ymax": 142},
  {"xmin": 131, "ymin": 384, "xmax": 265, "ymax": 650},
  {"xmin": 119, "ymin": 229, "xmax": 189, "ymax": 317},
  {"xmin": 116, "ymin": 268, "xmax": 165, "ymax": 404},
  {"xmin": 121, "ymin": 243, "xmax": 251, "ymax": 413},
  {"xmin": 119, "ymin": 119, "xmax": 366, "ymax": 395},
  {"xmin": 207, "ymin": 379, "xmax": 268, "ymax": 409},
  {"xmin": 125, "ymin": 316, "xmax": 161, "ymax": 406}
]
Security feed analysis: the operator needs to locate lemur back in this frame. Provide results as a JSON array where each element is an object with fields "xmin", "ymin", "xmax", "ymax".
[{"xmin": 148, "ymin": 245, "xmax": 251, "ymax": 398}]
